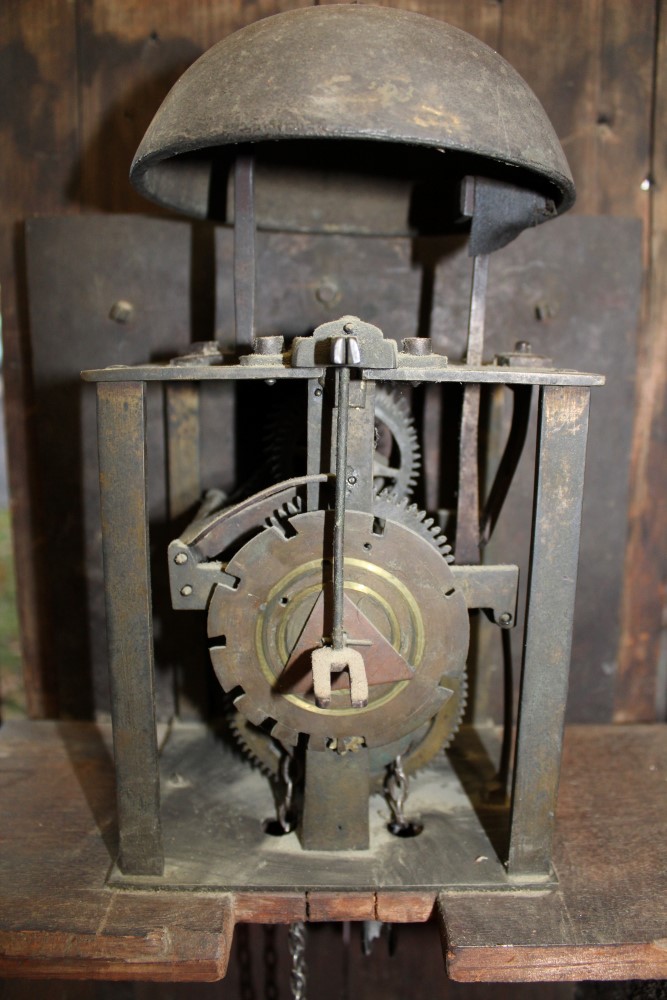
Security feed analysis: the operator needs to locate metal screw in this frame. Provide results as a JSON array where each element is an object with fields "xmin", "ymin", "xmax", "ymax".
[
  {"xmin": 315, "ymin": 279, "xmax": 340, "ymax": 306},
  {"xmin": 109, "ymin": 300, "xmax": 134, "ymax": 324},
  {"xmin": 499, "ymin": 612, "xmax": 512, "ymax": 626},
  {"xmin": 314, "ymin": 388, "xmax": 323, "ymax": 398},
  {"xmin": 180, "ymin": 584, "xmax": 193, "ymax": 597},
  {"xmin": 264, "ymin": 379, "xmax": 276, "ymax": 386},
  {"xmin": 343, "ymin": 322, "xmax": 354, "ymax": 333},
  {"xmin": 174, "ymin": 552, "xmax": 187, "ymax": 565},
  {"xmin": 347, "ymin": 475, "xmax": 357, "ymax": 486}
]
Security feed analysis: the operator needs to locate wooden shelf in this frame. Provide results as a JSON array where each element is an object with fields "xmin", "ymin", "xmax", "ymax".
[{"xmin": 1, "ymin": 721, "xmax": 665, "ymax": 982}]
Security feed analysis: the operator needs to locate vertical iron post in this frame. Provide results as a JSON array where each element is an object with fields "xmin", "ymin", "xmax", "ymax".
[
  {"xmin": 97, "ymin": 381, "xmax": 164, "ymax": 876},
  {"xmin": 456, "ymin": 253, "xmax": 489, "ymax": 565},
  {"xmin": 508, "ymin": 385, "xmax": 591, "ymax": 878}
]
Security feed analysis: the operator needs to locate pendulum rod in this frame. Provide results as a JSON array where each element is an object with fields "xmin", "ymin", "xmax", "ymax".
[{"xmin": 332, "ymin": 364, "xmax": 351, "ymax": 651}]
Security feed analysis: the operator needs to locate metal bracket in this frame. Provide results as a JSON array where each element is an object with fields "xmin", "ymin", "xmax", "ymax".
[
  {"xmin": 168, "ymin": 539, "xmax": 237, "ymax": 611},
  {"xmin": 291, "ymin": 316, "xmax": 398, "ymax": 369},
  {"xmin": 450, "ymin": 564, "xmax": 519, "ymax": 627}
]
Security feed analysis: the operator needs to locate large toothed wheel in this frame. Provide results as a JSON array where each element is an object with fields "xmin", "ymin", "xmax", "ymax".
[
  {"xmin": 265, "ymin": 386, "xmax": 420, "ymax": 499},
  {"xmin": 207, "ymin": 506, "xmax": 469, "ymax": 752}
]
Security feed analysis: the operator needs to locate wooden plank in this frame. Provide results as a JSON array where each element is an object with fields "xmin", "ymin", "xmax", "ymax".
[
  {"xmin": 233, "ymin": 894, "xmax": 306, "ymax": 924},
  {"xmin": 0, "ymin": 0, "xmax": 81, "ymax": 717},
  {"xmin": 441, "ymin": 724, "xmax": 667, "ymax": 981},
  {"xmin": 500, "ymin": 0, "xmax": 604, "ymax": 215},
  {"xmin": 375, "ymin": 892, "xmax": 435, "ymax": 923},
  {"xmin": 595, "ymin": 2, "xmax": 656, "ymax": 223},
  {"xmin": 615, "ymin": 0, "xmax": 667, "ymax": 721},
  {"xmin": 0, "ymin": 720, "xmax": 233, "ymax": 982},
  {"xmin": 307, "ymin": 892, "xmax": 376, "ymax": 922},
  {"xmin": 1, "ymin": 721, "xmax": 666, "ymax": 982},
  {"xmin": 335, "ymin": 0, "xmax": 502, "ymax": 47},
  {"xmin": 499, "ymin": 0, "xmax": 655, "ymax": 220}
]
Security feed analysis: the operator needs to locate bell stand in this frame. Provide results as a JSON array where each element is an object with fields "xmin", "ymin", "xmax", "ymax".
[{"xmin": 78, "ymin": 154, "xmax": 604, "ymax": 900}]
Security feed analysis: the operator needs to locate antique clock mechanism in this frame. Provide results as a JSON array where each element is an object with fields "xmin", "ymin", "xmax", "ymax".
[{"xmin": 85, "ymin": 6, "xmax": 602, "ymax": 888}]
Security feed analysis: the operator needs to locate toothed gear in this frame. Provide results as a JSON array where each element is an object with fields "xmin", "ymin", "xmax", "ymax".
[
  {"xmin": 228, "ymin": 673, "xmax": 468, "ymax": 789},
  {"xmin": 372, "ymin": 387, "xmax": 420, "ymax": 497},
  {"xmin": 226, "ymin": 497, "xmax": 465, "ymax": 780},
  {"xmin": 373, "ymin": 490, "xmax": 455, "ymax": 563},
  {"xmin": 263, "ymin": 385, "xmax": 421, "ymax": 498},
  {"xmin": 207, "ymin": 505, "xmax": 469, "ymax": 752}
]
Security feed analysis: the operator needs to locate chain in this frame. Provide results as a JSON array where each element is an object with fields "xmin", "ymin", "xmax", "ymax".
[
  {"xmin": 288, "ymin": 921, "xmax": 307, "ymax": 1000},
  {"xmin": 277, "ymin": 750, "xmax": 296, "ymax": 833},
  {"xmin": 385, "ymin": 755, "xmax": 409, "ymax": 828}
]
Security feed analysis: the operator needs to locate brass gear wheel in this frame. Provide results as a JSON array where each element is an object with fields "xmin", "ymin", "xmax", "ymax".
[
  {"xmin": 225, "ymin": 492, "xmax": 466, "ymax": 781},
  {"xmin": 208, "ymin": 499, "xmax": 468, "ymax": 754}
]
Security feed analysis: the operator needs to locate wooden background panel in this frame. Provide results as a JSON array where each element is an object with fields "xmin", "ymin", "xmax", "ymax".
[
  {"xmin": 616, "ymin": 3, "xmax": 667, "ymax": 721},
  {"xmin": 323, "ymin": 0, "xmax": 503, "ymax": 47},
  {"xmin": 501, "ymin": 1, "xmax": 655, "ymax": 221},
  {"xmin": 0, "ymin": 0, "xmax": 81, "ymax": 718}
]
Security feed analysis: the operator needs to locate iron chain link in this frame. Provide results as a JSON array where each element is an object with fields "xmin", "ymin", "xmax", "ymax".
[{"xmin": 288, "ymin": 921, "xmax": 307, "ymax": 1000}]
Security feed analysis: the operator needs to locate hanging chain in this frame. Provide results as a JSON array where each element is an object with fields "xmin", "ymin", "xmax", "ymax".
[
  {"xmin": 385, "ymin": 755, "xmax": 409, "ymax": 828},
  {"xmin": 277, "ymin": 750, "xmax": 296, "ymax": 834},
  {"xmin": 288, "ymin": 921, "xmax": 307, "ymax": 1000}
]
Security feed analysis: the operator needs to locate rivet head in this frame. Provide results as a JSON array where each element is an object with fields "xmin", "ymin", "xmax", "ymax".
[
  {"xmin": 174, "ymin": 552, "xmax": 187, "ymax": 565},
  {"xmin": 180, "ymin": 584, "xmax": 193, "ymax": 597},
  {"xmin": 109, "ymin": 300, "xmax": 134, "ymax": 324}
]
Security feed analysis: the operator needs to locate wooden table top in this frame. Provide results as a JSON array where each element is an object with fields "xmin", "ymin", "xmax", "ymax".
[{"xmin": 0, "ymin": 721, "xmax": 665, "ymax": 983}]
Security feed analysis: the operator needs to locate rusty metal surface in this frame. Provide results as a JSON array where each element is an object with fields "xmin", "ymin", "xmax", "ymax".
[
  {"xmin": 83, "ymin": 362, "xmax": 602, "ymax": 385},
  {"xmin": 508, "ymin": 386, "xmax": 590, "ymax": 878},
  {"xmin": 233, "ymin": 154, "xmax": 256, "ymax": 348},
  {"xmin": 97, "ymin": 382, "xmax": 163, "ymax": 875},
  {"xmin": 25, "ymin": 214, "xmax": 639, "ymax": 725},
  {"xmin": 130, "ymin": 7, "xmax": 574, "ymax": 232},
  {"xmin": 207, "ymin": 508, "xmax": 469, "ymax": 751},
  {"xmin": 166, "ymin": 383, "xmax": 201, "ymax": 520},
  {"xmin": 301, "ymin": 745, "xmax": 371, "ymax": 851},
  {"xmin": 109, "ymin": 721, "xmax": 544, "ymax": 892}
]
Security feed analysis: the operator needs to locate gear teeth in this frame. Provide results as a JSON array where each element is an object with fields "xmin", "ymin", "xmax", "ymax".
[
  {"xmin": 442, "ymin": 675, "xmax": 468, "ymax": 750},
  {"xmin": 374, "ymin": 489, "xmax": 454, "ymax": 563},
  {"xmin": 232, "ymin": 693, "xmax": 268, "ymax": 729},
  {"xmin": 209, "ymin": 646, "xmax": 237, "ymax": 692},
  {"xmin": 373, "ymin": 386, "xmax": 421, "ymax": 499},
  {"xmin": 227, "ymin": 714, "xmax": 277, "ymax": 776},
  {"xmin": 270, "ymin": 721, "xmax": 300, "ymax": 748},
  {"xmin": 264, "ymin": 495, "xmax": 303, "ymax": 536}
]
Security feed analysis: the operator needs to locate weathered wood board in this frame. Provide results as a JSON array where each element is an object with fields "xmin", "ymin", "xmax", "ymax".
[{"xmin": 0, "ymin": 721, "xmax": 665, "ymax": 983}]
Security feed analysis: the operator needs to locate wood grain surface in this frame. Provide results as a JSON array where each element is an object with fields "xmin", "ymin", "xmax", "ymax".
[{"xmin": 0, "ymin": 721, "xmax": 665, "ymax": 983}]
